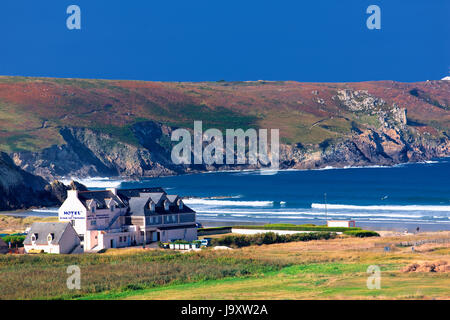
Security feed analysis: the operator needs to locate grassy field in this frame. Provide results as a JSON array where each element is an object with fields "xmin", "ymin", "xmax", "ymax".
[
  {"xmin": 107, "ymin": 233, "xmax": 450, "ymax": 300},
  {"xmin": 0, "ymin": 231, "xmax": 449, "ymax": 300}
]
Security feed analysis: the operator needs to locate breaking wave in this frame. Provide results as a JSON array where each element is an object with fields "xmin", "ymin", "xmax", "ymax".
[
  {"xmin": 311, "ymin": 203, "xmax": 450, "ymax": 212},
  {"xmin": 183, "ymin": 199, "xmax": 274, "ymax": 207},
  {"xmin": 60, "ymin": 177, "xmax": 124, "ymax": 189}
]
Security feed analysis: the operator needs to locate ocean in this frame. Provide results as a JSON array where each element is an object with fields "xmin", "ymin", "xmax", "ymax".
[{"xmin": 19, "ymin": 158, "xmax": 450, "ymax": 232}]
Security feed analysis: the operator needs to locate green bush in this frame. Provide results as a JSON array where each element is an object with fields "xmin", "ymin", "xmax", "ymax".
[
  {"xmin": 1, "ymin": 235, "xmax": 25, "ymax": 247},
  {"xmin": 173, "ymin": 240, "xmax": 191, "ymax": 244},
  {"xmin": 197, "ymin": 227, "xmax": 231, "ymax": 232},
  {"xmin": 211, "ymin": 231, "xmax": 336, "ymax": 248},
  {"xmin": 343, "ymin": 230, "xmax": 380, "ymax": 238}
]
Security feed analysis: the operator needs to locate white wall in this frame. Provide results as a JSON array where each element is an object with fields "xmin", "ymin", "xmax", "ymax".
[
  {"xmin": 58, "ymin": 191, "xmax": 87, "ymax": 236},
  {"xmin": 160, "ymin": 228, "xmax": 197, "ymax": 242},
  {"xmin": 327, "ymin": 221, "xmax": 353, "ymax": 228},
  {"xmin": 24, "ymin": 244, "xmax": 60, "ymax": 254}
]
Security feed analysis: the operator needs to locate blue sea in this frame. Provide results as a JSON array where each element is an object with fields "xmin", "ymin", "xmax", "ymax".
[{"xmin": 14, "ymin": 158, "xmax": 450, "ymax": 232}]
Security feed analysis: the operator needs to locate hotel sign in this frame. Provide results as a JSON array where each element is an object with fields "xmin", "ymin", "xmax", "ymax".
[{"xmin": 60, "ymin": 211, "xmax": 85, "ymax": 220}]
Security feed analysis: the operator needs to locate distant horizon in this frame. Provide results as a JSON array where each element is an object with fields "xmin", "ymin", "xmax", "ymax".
[{"xmin": 1, "ymin": 74, "xmax": 448, "ymax": 84}]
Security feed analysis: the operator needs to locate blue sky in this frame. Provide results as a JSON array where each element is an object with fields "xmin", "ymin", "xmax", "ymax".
[{"xmin": 0, "ymin": 0, "xmax": 448, "ymax": 82}]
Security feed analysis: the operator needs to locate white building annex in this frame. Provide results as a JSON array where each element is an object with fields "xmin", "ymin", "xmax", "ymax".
[
  {"xmin": 58, "ymin": 187, "xmax": 197, "ymax": 252},
  {"xmin": 23, "ymin": 222, "xmax": 82, "ymax": 254}
]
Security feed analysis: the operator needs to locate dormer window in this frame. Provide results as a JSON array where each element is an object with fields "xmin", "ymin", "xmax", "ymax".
[
  {"xmin": 91, "ymin": 206, "xmax": 96, "ymax": 213},
  {"xmin": 47, "ymin": 233, "xmax": 54, "ymax": 242},
  {"xmin": 164, "ymin": 200, "xmax": 170, "ymax": 211},
  {"xmin": 177, "ymin": 199, "xmax": 184, "ymax": 210},
  {"xmin": 149, "ymin": 201, "xmax": 155, "ymax": 212},
  {"xmin": 110, "ymin": 204, "xmax": 115, "ymax": 212},
  {"xmin": 31, "ymin": 233, "xmax": 38, "ymax": 242}
]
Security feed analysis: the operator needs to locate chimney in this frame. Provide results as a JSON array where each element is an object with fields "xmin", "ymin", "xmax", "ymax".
[{"xmin": 67, "ymin": 189, "xmax": 79, "ymax": 198}]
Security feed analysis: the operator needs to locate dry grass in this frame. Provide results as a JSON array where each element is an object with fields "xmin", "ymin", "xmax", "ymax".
[
  {"xmin": 0, "ymin": 214, "xmax": 58, "ymax": 234},
  {"xmin": 0, "ymin": 249, "xmax": 284, "ymax": 300},
  {"xmin": 1, "ymin": 231, "xmax": 449, "ymax": 300}
]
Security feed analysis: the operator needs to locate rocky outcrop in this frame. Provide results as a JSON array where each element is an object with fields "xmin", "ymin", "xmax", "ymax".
[
  {"xmin": 45, "ymin": 180, "xmax": 88, "ymax": 203},
  {"xmin": 402, "ymin": 261, "xmax": 450, "ymax": 273},
  {"xmin": 0, "ymin": 152, "xmax": 58, "ymax": 211},
  {"xmin": 277, "ymin": 127, "xmax": 450, "ymax": 170}
]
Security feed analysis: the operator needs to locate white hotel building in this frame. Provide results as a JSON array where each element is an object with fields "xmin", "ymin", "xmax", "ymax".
[{"xmin": 58, "ymin": 187, "xmax": 197, "ymax": 252}]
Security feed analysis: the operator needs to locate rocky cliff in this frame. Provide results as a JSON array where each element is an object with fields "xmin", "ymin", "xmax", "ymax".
[
  {"xmin": 0, "ymin": 152, "xmax": 58, "ymax": 210},
  {"xmin": 10, "ymin": 113, "xmax": 450, "ymax": 180},
  {"xmin": 0, "ymin": 77, "xmax": 449, "ymax": 181}
]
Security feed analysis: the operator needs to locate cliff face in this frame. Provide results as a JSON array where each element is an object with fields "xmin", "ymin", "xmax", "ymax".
[
  {"xmin": 0, "ymin": 77, "xmax": 449, "ymax": 180},
  {"xmin": 0, "ymin": 152, "xmax": 58, "ymax": 210},
  {"xmin": 12, "ymin": 124, "xmax": 180, "ymax": 181},
  {"xmin": 10, "ymin": 113, "xmax": 450, "ymax": 180}
]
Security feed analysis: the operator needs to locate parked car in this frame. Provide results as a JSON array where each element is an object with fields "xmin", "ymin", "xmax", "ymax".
[
  {"xmin": 159, "ymin": 242, "xmax": 170, "ymax": 249},
  {"xmin": 200, "ymin": 238, "xmax": 211, "ymax": 247}
]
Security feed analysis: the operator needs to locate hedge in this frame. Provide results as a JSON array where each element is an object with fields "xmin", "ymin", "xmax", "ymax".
[
  {"xmin": 197, "ymin": 226, "xmax": 232, "ymax": 236},
  {"xmin": 233, "ymin": 223, "xmax": 361, "ymax": 233},
  {"xmin": 198, "ymin": 227, "xmax": 231, "ymax": 232},
  {"xmin": 1, "ymin": 235, "xmax": 26, "ymax": 247},
  {"xmin": 211, "ymin": 231, "xmax": 336, "ymax": 248},
  {"xmin": 343, "ymin": 230, "xmax": 380, "ymax": 238}
]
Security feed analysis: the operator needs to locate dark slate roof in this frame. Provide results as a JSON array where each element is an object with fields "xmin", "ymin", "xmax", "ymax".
[
  {"xmin": 23, "ymin": 222, "xmax": 77, "ymax": 246},
  {"xmin": 78, "ymin": 191, "xmax": 125, "ymax": 209},
  {"xmin": 166, "ymin": 195, "xmax": 179, "ymax": 203},
  {"xmin": 119, "ymin": 188, "xmax": 195, "ymax": 216},
  {"xmin": 128, "ymin": 193, "xmax": 152, "ymax": 217},
  {"xmin": 117, "ymin": 188, "xmax": 165, "ymax": 200},
  {"xmin": 148, "ymin": 192, "xmax": 165, "ymax": 205},
  {"xmin": 0, "ymin": 238, "xmax": 7, "ymax": 248}
]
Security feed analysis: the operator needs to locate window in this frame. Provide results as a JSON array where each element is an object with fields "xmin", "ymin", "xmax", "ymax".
[
  {"xmin": 31, "ymin": 234, "xmax": 38, "ymax": 242},
  {"xmin": 119, "ymin": 236, "xmax": 122, "ymax": 242},
  {"xmin": 91, "ymin": 220, "xmax": 97, "ymax": 226},
  {"xmin": 110, "ymin": 205, "xmax": 115, "ymax": 212},
  {"xmin": 47, "ymin": 233, "xmax": 54, "ymax": 242},
  {"xmin": 91, "ymin": 206, "xmax": 96, "ymax": 213}
]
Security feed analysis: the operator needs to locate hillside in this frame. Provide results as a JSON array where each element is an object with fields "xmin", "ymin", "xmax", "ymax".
[{"xmin": 0, "ymin": 76, "xmax": 449, "ymax": 180}]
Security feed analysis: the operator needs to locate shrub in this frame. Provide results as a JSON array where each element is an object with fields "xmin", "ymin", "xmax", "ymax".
[
  {"xmin": 1, "ymin": 235, "xmax": 25, "ymax": 247},
  {"xmin": 343, "ymin": 230, "xmax": 380, "ymax": 238},
  {"xmin": 211, "ymin": 232, "xmax": 336, "ymax": 248},
  {"xmin": 173, "ymin": 240, "xmax": 190, "ymax": 244}
]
